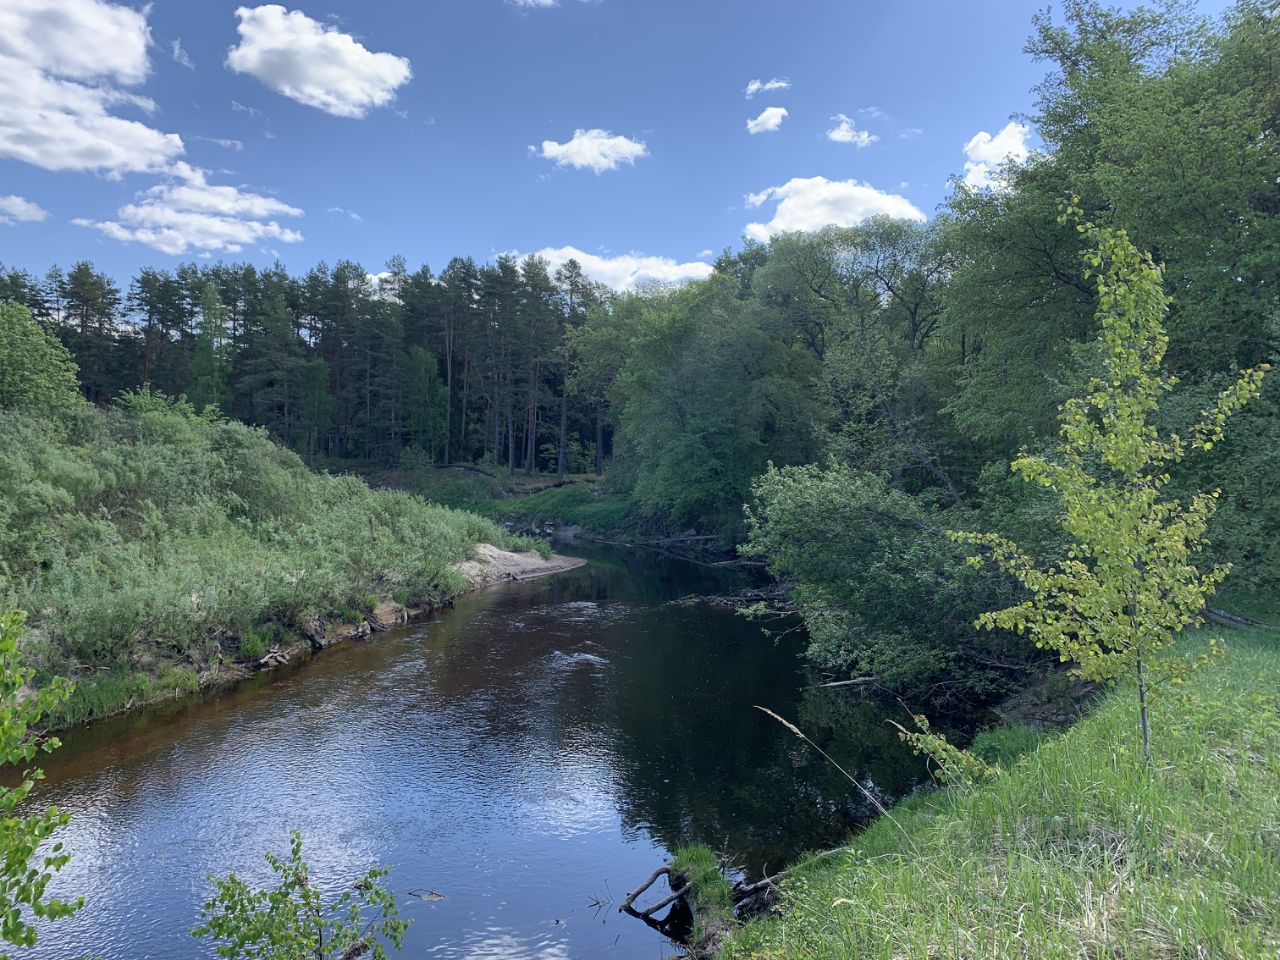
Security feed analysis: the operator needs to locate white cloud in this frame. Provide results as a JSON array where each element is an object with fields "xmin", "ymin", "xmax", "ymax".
[
  {"xmin": 326, "ymin": 206, "xmax": 362, "ymax": 222},
  {"xmin": 0, "ymin": 195, "xmax": 49, "ymax": 224},
  {"xmin": 536, "ymin": 129, "xmax": 647, "ymax": 173},
  {"xmin": 826, "ymin": 114, "xmax": 879, "ymax": 148},
  {"xmin": 744, "ymin": 176, "xmax": 925, "ymax": 241},
  {"xmin": 899, "ymin": 127, "xmax": 923, "ymax": 139},
  {"xmin": 747, "ymin": 106, "xmax": 788, "ymax": 135},
  {"xmin": 509, "ymin": 0, "xmax": 558, "ymax": 6},
  {"xmin": 171, "ymin": 38, "xmax": 194, "ymax": 70},
  {"xmin": 0, "ymin": 0, "xmax": 185, "ymax": 178},
  {"xmin": 194, "ymin": 136, "xmax": 245, "ymax": 151},
  {"xmin": 961, "ymin": 121, "xmax": 1031, "ymax": 189},
  {"xmin": 697, "ymin": 248, "xmax": 714, "ymax": 259},
  {"xmin": 522, "ymin": 246, "xmax": 713, "ymax": 290},
  {"xmin": 744, "ymin": 77, "xmax": 790, "ymax": 99},
  {"xmin": 74, "ymin": 162, "xmax": 304, "ymax": 255},
  {"xmin": 0, "ymin": 0, "xmax": 151, "ymax": 84},
  {"xmin": 226, "ymin": 5, "xmax": 412, "ymax": 119},
  {"xmin": 858, "ymin": 105, "xmax": 886, "ymax": 119}
]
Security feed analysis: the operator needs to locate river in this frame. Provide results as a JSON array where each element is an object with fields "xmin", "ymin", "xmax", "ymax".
[{"xmin": 22, "ymin": 545, "xmax": 928, "ymax": 959}]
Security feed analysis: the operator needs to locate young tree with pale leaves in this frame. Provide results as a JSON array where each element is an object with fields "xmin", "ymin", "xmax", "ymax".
[{"xmin": 952, "ymin": 203, "xmax": 1269, "ymax": 759}]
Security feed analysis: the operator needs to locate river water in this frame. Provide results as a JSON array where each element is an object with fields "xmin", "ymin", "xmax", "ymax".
[{"xmin": 23, "ymin": 545, "xmax": 928, "ymax": 959}]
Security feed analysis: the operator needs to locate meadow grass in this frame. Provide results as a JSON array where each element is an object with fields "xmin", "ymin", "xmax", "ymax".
[{"xmin": 724, "ymin": 621, "xmax": 1280, "ymax": 959}]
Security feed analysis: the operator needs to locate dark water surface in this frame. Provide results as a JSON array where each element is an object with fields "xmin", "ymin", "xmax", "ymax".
[{"xmin": 25, "ymin": 545, "xmax": 927, "ymax": 959}]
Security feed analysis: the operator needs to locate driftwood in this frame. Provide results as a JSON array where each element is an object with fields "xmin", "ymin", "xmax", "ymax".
[
  {"xmin": 257, "ymin": 646, "xmax": 293, "ymax": 669},
  {"xmin": 619, "ymin": 867, "xmax": 689, "ymax": 920},
  {"xmin": 672, "ymin": 583, "xmax": 793, "ymax": 610},
  {"xmin": 1204, "ymin": 605, "xmax": 1270, "ymax": 629},
  {"xmin": 619, "ymin": 847, "xmax": 847, "ymax": 956},
  {"xmin": 618, "ymin": 865, "xmax": 693, "ymax": 941}
]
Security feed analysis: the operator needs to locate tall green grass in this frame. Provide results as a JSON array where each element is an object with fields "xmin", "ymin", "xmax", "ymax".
[
  {"xmin": 1, "ymin": 391, "xmax": 537, "ymax": 725},
  {"xmin": 725, "ymin": 622, "xmax": 1280, "ymax": 959}
]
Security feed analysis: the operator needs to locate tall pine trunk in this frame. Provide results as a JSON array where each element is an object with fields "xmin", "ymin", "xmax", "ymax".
[
  {"xmin": 595, "ymin": 405, "xmax": 604, "ymax": 476},
  {"xmin": 557, "ymin": 384, "xmax": 568, "ymax": 477},
  {"xmin": 442, "ymin": 317, "xmax": 454, "ymax": 466}
]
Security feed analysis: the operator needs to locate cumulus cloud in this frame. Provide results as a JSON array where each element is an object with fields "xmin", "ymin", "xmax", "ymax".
[
  {"xmin": 226, "ymin": 5, "xmax": 412, "ymax": 118},
  {"xmin": 744, "ymin": 176, "xmax": 925, "ymax": 241},
  {"xmin": 961, "ymin": 121, "xmax": 1031, "ymax": 189},
  {"xmin": 509, "ymin": 0, "xmax": 558, "ymax": 6},
  {"xmin": 744, "ymin": 77, "xmax": 790, "ymax": 99},
  {"xmin": 326, "ymin": 206, "xmax": 362, "ymax": 222},
  {"xmin": 0, "ymin": 0, "xmax": 152, "ymax": 84},
  {"xmin": 0, "ymin": 195, "xmax": 49, "ymax": 224},
  {"xmin": 826, "ymin": 114, "xmax": 879, "ymax": 148},
  {"xmin": 74, "ymin": 162, "xmax": 304, "ymax": 255},
  {"xmin": 747, "ymin": 106, "xmax": 788, "ymax": 135},
  {"xmin": 522, "ymin": 246, "xmax": 713, "ymax": 290},
  {"xmin": 535, "ymin": 129, "xmax": 647, "ymax": 173},
  {"xmin": 0, "ymin": 0, "xmax": 184, "ymax": 178}
]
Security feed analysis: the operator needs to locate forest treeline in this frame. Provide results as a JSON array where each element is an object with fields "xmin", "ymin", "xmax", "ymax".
[
  {"xmin": 3, "ymin": 1, "xmax": 1276, "ymax": 703},
  {"xmin": 0, "ymin": 252, "xmax": 613, "ymax": 475}
]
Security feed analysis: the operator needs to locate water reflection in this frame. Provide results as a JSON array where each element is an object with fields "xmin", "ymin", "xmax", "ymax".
[{"xmin": 19, "ymin": 544, "xmax": 927, "ymax": 958}]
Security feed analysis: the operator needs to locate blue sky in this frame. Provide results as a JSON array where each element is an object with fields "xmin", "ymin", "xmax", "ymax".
[{"xmin": 0, "ymin": 0, "xmax": 1228, "ymax": 289}]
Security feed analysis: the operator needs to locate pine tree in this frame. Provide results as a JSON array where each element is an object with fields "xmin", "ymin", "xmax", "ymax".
[{"xmin": 189, "ymin": 283, "xmax": 231, "ymax": 414}]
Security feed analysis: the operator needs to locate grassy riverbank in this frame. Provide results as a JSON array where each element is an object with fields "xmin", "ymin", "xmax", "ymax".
[
  {"xmin": 381, "ymin": 464, "xmax": 634, "ymax": 535},
  {"xmin": 725, "ymin": 619, "xmax": 1280, "ymax": 959},
  {"xmin": 2, "ymin": 387, "xmax": 540, "ymax": 728}
]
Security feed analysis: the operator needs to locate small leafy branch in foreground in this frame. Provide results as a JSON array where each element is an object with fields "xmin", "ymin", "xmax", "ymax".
[
  {"xmin": 193, "ymin": 830, "xmax": 408, "ymax": 960},
  {"xmin": 0, "ymin": 610, "xmax": 80, "ymax": 956},
  {"xmin": 890, "ymin": 714, "xmax": 998, "ymax": 786},
  {"xmin": 950, "ymin": 202, "xmax": 1269, "ymax": 760}
]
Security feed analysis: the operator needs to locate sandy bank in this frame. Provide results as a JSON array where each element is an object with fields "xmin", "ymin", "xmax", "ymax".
[{"xmin": 456, "ymin": 543, "xmax": 587, "ymax": 589}]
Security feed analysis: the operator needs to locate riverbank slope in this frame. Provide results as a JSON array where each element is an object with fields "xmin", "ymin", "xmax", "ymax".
[
  {"xmin": 0, "ymin": 338, "xmax": 563, "ymax": 728},
  {"xmin": 724, "ymin": 619, "xmax": 1280, "ymax": 959}
]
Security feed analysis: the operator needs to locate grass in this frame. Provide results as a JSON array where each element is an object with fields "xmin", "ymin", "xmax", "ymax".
[
  {"xmin": 672, "ymin": 844, "xmax": 737, "ymax": 950},
  {"xmin": 474, "ymin": 483, "xmax": 634, "ymax": 534},
  {"xmin": 47, "ymin": 665, "xmax": 202, "ymax": 728},
  {"xmin": 2, "ymin": 392, "xmax": 540, "ymax": 727},
  {"xmin": 724, "ymin": 620, "xmax": 1280, "ymax": 959}
]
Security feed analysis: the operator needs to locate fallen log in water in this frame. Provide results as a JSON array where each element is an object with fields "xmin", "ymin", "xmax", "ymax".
[{"xmin": 620, "ymin": 848, "xmax": 843, "ymax": 958}]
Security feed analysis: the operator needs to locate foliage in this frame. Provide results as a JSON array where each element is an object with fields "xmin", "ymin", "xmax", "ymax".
[
  {"xmin": 0, "ymin": 611, "xmax": 80, "ymax": 955},
  {"xmin": 890, "ymin": 713, "xmax": 999, "ymax": 786},
  {"xmin": 726, "ymin": 621, "xmax": 1280, "ymax": 959},
  {"xmin": 744, "ymin": 464, "xmax": 1030, "ymax": 701},
  {"xmin": 0, "ymin": 390, "xmax": 537, "ymax": 726},
  {"xmin": 951, "ymin": 209, "xmax": 1269, "ymax": 754},
  {"xmin": 0, "ymin": 303, "xmax": 81, "ymax": 416},
  {"xmin": 190, "ymin": 282, "xmax": 232, "ymax": 414},
  {"xmin": 193, "ymin": 830, "xmax": 407, "ymax": 960},
  {"xmin": 606, "ymin": 275, "xmax": 823, "ymax": 535}
]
